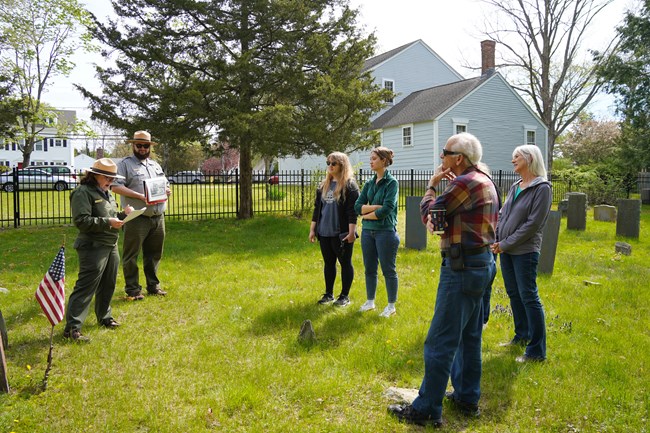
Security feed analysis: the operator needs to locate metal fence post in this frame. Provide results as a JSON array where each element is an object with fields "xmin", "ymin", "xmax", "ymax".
[{"xmin": 12, "ymin": 169, "xmax": 19, "ymax": 228}]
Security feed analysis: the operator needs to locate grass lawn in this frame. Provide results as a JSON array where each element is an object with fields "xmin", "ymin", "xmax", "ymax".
[{"xmin": 0, "ymin": 207, "xmax": 648, "ymax": 432}]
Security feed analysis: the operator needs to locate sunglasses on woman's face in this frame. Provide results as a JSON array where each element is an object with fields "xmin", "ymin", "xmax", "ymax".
[
  {"xmin": 135, "ymin": 143, "xmax": 150, "ymax": 149},
  {"xmin": 326, "ymin": 161, "xmax": 338, "ymax": 166}
]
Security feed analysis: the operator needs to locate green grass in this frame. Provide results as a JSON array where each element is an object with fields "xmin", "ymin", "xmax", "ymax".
[{"xmin": 0, "ymin": 208, "xmax": 648, "ymax": 432}]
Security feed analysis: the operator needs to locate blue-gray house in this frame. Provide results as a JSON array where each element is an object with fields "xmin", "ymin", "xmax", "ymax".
[{"xmin": 279, "ymin": 39, "xmax": 547, "ymax": 173}]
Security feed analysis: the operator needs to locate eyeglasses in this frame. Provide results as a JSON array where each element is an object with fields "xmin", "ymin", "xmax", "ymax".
[
  {"xmin": 326, "ymin": 161, "xmax": 338, "ymax": 166},
  {"xmin": 442, "ymin": 149, "xmax": 461, "ymax": 156},
  {"xmin": 135, "ymin": 143, "xmax": 150, "ymax": 149}
]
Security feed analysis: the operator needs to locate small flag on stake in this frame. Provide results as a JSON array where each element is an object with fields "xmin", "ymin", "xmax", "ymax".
[{"xmin": 35, "ymin": 246, "xmax": 65, "ymax": 326}]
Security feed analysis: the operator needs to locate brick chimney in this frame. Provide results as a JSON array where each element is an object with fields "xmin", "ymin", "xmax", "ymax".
[{"xmin": 481, "ymin": 40, "xmax": 496, "ymax": 76}]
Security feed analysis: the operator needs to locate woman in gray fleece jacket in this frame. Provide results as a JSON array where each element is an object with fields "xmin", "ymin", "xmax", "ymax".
[{"xmin": 491, "ymin": 145, "xmax": 552, "ymax": 362}]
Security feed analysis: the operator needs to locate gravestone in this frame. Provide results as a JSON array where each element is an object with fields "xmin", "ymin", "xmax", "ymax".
[
  {"xmin": 566, "ymin": 193, "xmax": 587, "ymax": 230},
  {"xmin": 405, "ymin": 196, "xmax": 427, "ymax": 250},
  {"xmin": 641, "ymin": 189, "xmax": 650, "ymax": 205},
  {"xmin": 558, "ymin": 199, "xmax": 569, "ymax": 217},
  {"xmin": 539, "ymin": 210, "xmax": 561, "ymax": 275},
  {"xmin": 593, "ymin": 205, "xmax": 617, "ymax": 222},
  {"xmin": 616, "ymin": 199, "xmax": 641, "ymax": 238}
]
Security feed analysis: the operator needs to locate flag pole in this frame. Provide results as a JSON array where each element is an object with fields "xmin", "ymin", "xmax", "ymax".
[{"xmin": 41, "ymin": 326, "xmax": 55, "ymax": 391}]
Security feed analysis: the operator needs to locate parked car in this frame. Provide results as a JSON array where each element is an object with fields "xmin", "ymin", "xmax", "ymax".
[
  {"xmin": 0, "ymin": 168, "xmax": 77, "ymax": 192},
  {"xmin": 29, "ymin": 165, "xmax": 77, "ymax": 180},
  {"xmin": 267, "ymin": 175, "xmax": 280, "ymax": 185},
  {"xmin": 167, "ymin": 171, "xmax": 206, "ymax": 184}
]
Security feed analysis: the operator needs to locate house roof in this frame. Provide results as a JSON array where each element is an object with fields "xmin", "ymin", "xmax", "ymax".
[
  {"xmin": 371, "ymin": 76, "xmax": 485, "ymax": 129},
  {"xmin": 363, "ymin": 41, "xmax": 418, "ymax": 71}
]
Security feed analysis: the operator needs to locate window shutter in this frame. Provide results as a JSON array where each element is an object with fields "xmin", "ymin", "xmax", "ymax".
[
  {"xmin": 63, "ymin": 139, "xmax": 67, "ymax": 147},
  {"xmin": 44, "ymin": 139, "xmax": 48, "ymax": 152}
]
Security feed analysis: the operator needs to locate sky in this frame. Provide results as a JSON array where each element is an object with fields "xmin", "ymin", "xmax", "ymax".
[{"xmin": 43, "ymin": 0, "xmax": 635, "ymax": 124}]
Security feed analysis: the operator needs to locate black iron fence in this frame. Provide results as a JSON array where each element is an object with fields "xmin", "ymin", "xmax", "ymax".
[{"xmin": 1, "ymin": 168, "xmax": 648, "ymax": 228}]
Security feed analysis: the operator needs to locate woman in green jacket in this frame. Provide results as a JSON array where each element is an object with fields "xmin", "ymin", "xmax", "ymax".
[
  {"xmin": 63, "ymin": 159, "xmax": 132, "ymax": 342},
  {"xmin": 354, "ymin": 147, "xmax": 400, "ymax": 318}
]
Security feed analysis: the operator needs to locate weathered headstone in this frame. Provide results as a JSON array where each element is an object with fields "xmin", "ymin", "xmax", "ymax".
[
  {"xmin": 539, "ymin": 211, "xmax": 561, "ymax": 275},
  {"xmin": 593, "ymin": 205, "xmax": 617, "ymax": 222},
  {"xmin": 566, "ymin": 193, "xmax": 587, "ymax": 230},
  {"xmin": 641, "ymin": 189, "xmax": 650, "ymax": 205},
  {"xmin": 615, "ymin": 241, "xmax": 632, "ymax": 255},
  {"xmin": 0, "ymin": 323, "xmax": 8, "ymax": 393},
  {"xmin": 298, "ymin": 319, "xmax": 316, "ymax": 342},
  {"xmin": 405, "ymin": 196, "xmax": 427, "ymax": 250},
  {"xmin": 616, "ymin": 199, "xmax": 641, "ymax": 239}
]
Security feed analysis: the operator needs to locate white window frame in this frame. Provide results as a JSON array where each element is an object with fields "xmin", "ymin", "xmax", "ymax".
[
  {"xmin": 452, "ymin": 118, "xmax": 469, "ymax": 135},
  {"xmin": 383, "ymin": 79, "xmax": 395, "ymax": 104},
  {"xmin": 34, "ymin": 140, "xmax": 43, "ymax": 151},
  {"xmin": 524, "ymin": 125, "xmax": 537, "ymax": 145},
  {"xmin": 54, "ymin": 139, "xmax": 63, "ymax": 147},
  {"xmin": 402, "ymin": 125, "xmax": 413, "ymax": 148}
]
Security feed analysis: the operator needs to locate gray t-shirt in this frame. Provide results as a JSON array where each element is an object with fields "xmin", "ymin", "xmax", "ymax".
[
  {"xmin": 114, "ymin": 155, "xmax": 168, "ymax": 217},
  {"xmin": 318, "ymin": 181, "xmax": 340, "ymax": 237}
]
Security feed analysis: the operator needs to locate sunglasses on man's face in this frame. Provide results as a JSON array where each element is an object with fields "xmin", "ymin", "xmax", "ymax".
[
  {"xmin": 135, "ymin": 143, "xmax": 150, "ymax": 149},
  {"xmin": 442, "ymin": 149, "xmax": 461, "ymax": 156},
  {"xmin": 326, "ymin": 161, "xmax": 338, "ymax": 166}
]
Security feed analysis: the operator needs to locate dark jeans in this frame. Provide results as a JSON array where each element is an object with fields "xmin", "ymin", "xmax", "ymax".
[
  {"xmin": 500, "ymin": 252, "xmax": 546, "ymax": 359},
  {"xmin": 122, "ymin": 214, "xmax": 165, "ymax": 295},
  {"xmin": 319, "ymin": 236, "xmax": 354, "ymax": 297},
  {"xmin": 412, "ymin": 251, "xmax": 495, "ymax": 419}
]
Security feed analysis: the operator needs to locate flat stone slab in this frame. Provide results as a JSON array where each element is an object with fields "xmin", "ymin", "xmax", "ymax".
[{"xmin": 384, "ymin": 387, "xmax": 419, "ymax": 404}]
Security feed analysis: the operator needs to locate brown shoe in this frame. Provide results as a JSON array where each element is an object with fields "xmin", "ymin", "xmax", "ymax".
[
  {"xmin": 126, "ymin": 291, "xmax": 145, "ymax": 301},
  {"xmin": 100, "ymin": 318, "xmax": 120, "ymax": 329},
  {"xmin": 147, "ymin": 287, "xmax": 167, "ymax": 296},
  {"xmin": 63, "ymin": 329, "xmax": 90, "ymax": 342}
]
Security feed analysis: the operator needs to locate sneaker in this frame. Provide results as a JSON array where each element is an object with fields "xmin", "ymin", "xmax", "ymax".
[
  {"xmin": 317, "ymin": 294, "xmax": 334, "ymax": 304},
  {"xmin": 333, "ymin": 295, "xmax": 350, "ymax": 307},
  {"xmin": 499, "ymin": 338, "xmax": 528, "ymax": 347},
  {"xmin": 445, "ymin": 391, "xmax": 481, "ymax": 417},
  {"xmin": 358, "ymin": 300, "xmax": 375, "ymax": 312},
  {"xmin": 387, "ymin": 404, "xmax": 443, "ymax": 427},
  {"xmin": 515, "ymin": 354, "xmax": 545, "ymax": 363},
  {"xmin": 379, "ymin": 304, "xmax": 396, "ymax": 318},
  {"xmin": 63, "ymin": 329, "xmax": 90, "ymax": 342}
]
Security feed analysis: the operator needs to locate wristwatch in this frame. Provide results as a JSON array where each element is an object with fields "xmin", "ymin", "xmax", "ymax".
[{"xmin": 428, "ymin": 185, "xmax": 436, "ymax": 193}]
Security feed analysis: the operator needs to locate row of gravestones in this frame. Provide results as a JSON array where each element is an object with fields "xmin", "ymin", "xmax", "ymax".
[{"xmin": 404, "ymin": 194, "xmax": 643, "ymax": 276}]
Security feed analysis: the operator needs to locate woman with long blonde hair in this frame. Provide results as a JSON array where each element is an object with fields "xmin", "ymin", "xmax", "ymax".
[{"xmin": 309, "ymin": 152, "xmax": 360, "ymax": 306}]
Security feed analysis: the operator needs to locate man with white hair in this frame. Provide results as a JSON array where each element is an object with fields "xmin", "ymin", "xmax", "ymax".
[{"xmin": 389, "ymin": 133, "xmax": 499, "ymax": 427}]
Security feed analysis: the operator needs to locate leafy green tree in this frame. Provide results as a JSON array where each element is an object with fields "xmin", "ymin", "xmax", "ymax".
[
  {"xmin": 79, "ymin": 0, "xmax": 388, "ymax": 219},
  {"xmin": 596, "ymin": 0, "xmax": 650, "ymax": 171},
  {"xmin": 0, "ymin": 0, "xmax": 93, "ymax": 166}
]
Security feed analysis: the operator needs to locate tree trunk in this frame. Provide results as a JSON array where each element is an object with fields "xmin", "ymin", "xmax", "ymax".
[{"xmin": 238, "ymin": 142, "xmax": 253, "ymax": 219}]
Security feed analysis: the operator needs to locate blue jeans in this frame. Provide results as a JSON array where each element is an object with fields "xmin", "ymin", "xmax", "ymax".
[
  {"xmin": 500, "ymin": 252, "xmax": 546, "ymax": 359},
  {"xmin": 412, "ymin": 251, "xmax": 495, "ymax": 419},
  {"xmin": 360, "ymin": 229, "xmax": 399, "ymax": 303}
]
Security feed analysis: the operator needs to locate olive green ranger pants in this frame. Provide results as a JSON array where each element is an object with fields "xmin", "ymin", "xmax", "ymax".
[
  {"xmin": 65, "ymin": 242, "xmax": 119, "ymax": 332},
  {"xmin": 122, "ymin": 214, "xmax": 165, "ymax": 295}
]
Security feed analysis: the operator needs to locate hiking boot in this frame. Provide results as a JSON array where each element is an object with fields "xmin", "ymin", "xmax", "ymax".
[
  {"xmin": 63, "ymin": 329, "xmax": 90, "ymax": 342},
  {"xmin": 358, "ymin": 300, "xmax": 375, "ymax": 312},
  {"xmin": 333, "ymin": 295, "xmax": 350, "ymax": 307},
  {"xmin": 387, "ymin": 404, "xmax": 443, "ymax": 427},
  {"xmin": 100, "ymin": 318, "xmax": 120, "ymax": 329},
  {"xmin": 445, "ymin": 391, "xmax": 481, "ymax": 417},
  {"xmin": 317, "ymin": 293, "xmax": 334, "ymax": 304}
]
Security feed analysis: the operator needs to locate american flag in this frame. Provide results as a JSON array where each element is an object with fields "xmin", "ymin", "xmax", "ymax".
[{"xmin": 35, "ymin": 246, "xmax": 66, "ymax": 326}]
